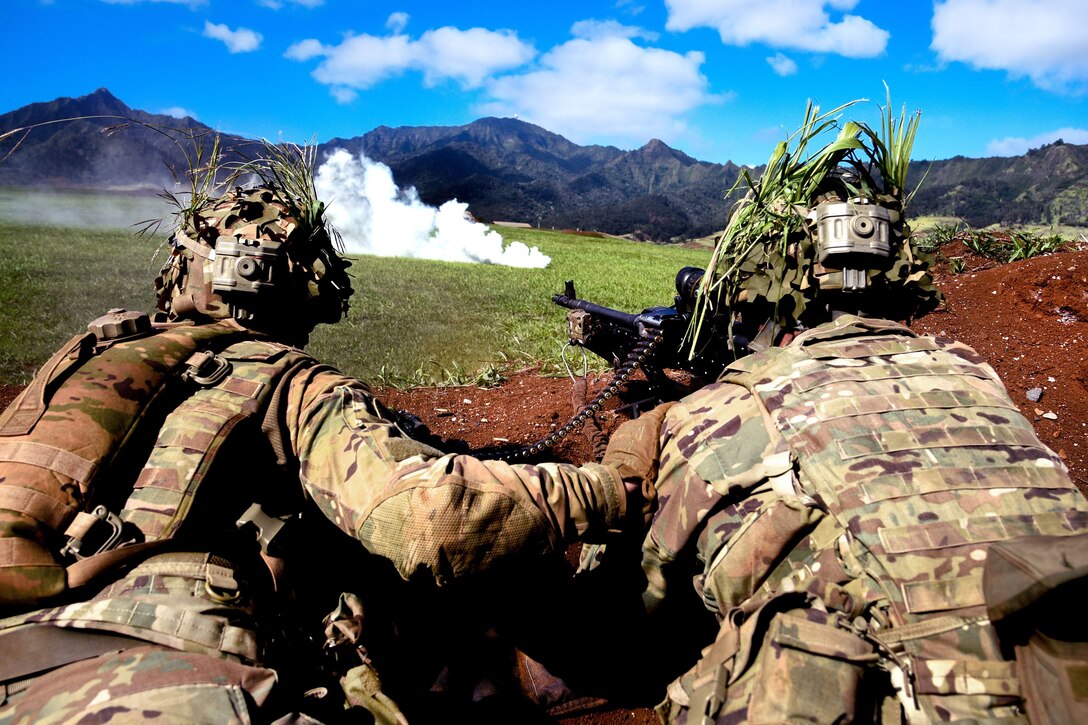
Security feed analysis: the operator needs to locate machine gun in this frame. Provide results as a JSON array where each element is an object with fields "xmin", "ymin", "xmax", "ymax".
[
  {"xmin": 479, "ymin": 267, "xmax": 744, "ymax": 461},
  {"xmin": 553, "ymin": 266, "xmax": 739, "ymax": 387}
]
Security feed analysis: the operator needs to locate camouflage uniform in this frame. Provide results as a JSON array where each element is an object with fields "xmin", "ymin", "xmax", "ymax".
[
  {"xmin": 642, "ymin": 315, "xmax": 1088, "ymax": 722},
  {"xmin": 0, "ymin": 320, "xmax": 628, "ymax": 723}
]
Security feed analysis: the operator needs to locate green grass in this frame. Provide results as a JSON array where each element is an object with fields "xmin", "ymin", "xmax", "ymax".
[
  {"xmin": 0, "ymin": 221, "xmax": 708, "ymax": 387},
  {"xmin": 0, "ymin": 222, "xmax": 167, "ymax": 381}
]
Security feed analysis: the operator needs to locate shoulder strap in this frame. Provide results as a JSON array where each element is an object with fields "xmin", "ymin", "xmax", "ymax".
[
  {"xmin": 0, "ymin": 332, "xmax": 96, "ymax": 437},
  {"xmin": 120, "ymin": 340, "xmax": 315, "ymax": 541}
]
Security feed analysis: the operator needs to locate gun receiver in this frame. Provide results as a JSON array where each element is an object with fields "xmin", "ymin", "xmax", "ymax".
[{"xmin": 553, "ymin": 266, "xmax": 736, "ymax": 384}]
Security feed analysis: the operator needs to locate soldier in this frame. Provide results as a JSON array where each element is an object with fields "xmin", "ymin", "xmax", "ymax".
[
  {"xmin": 617, "ymin": 107, "xmax": 1088, "ymax": 722},
  {"xmin": 0, "ymin": 175, "xmax": 664, "ymax": 721}
]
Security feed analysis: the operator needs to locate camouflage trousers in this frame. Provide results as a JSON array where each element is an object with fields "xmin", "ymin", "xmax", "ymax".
[{"xmin": 0, "ymin": 552, "xmax": 284, "ymax": 724}]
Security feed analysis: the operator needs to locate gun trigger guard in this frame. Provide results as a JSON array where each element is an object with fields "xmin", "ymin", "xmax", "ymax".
[{"xmin": 562, "ymin": 343, "xmax": 589, "ymax": 382}]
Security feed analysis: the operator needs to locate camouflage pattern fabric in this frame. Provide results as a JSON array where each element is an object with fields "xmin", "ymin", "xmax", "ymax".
[
  {"xmin": 0, "ymin": 320, "xmax": 247, "ymax": 606},
  {"xmin": 286, "ymin": 365, "xmax": 627, "ymax": 584},
  {"xmin": 643, "ymin": 315, "xmax": 1088, "ymax": 722},
  {"xmin": 0, "ymin": 645, "xmax": 278, "ymax": 724},
  {"xmin": 157, "ymin": 186, "xmax": 352, "ymax": 339},
  {"xmin": 0, "ymin": 551, "xmax": 276, "ymax": 723},
  {"xmin": 0, "ymin": 320, "xmax": 632, "ymax": 721}
]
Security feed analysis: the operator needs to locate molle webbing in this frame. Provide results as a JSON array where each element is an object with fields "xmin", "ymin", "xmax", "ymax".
[
  {"xmin": 120, "ymin": 340, "xmax": 311, "ymax": 540},
  {"xmin": 0, "ymin": 322, "xmax": 247, "ymax": 606},
  {"xmin": 0, "ymin": 552, "xmax": 259, "ymax": 662},
  {"xmin": 730, "ymin": 325, "xmax": 1086, "ymax": 622},
  {"xmin": 724, "ymin": 320, "xmax": 1086, "ymax": 720}
]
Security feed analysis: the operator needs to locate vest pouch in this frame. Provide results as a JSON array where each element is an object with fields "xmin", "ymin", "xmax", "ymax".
[
  {"xmin": 744, "ymin": 608, "xmax": 874, "ymax": 723},
  {"xmin": 984, "ymin": 531, "xmax": 1088, "ymax": 724},
  {"xmin": 669, "ymin": 598, "xmax": 874, "ymax": 724},
  {"xmin": 0, "ymin": 321, "xmax": 248, "ymax": 609},
  {"xmin": 0, "ymin": 537, "xmax": 67, "ymax": 607}
]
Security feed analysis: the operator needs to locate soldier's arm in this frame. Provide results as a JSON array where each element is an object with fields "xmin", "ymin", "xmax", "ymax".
[
  {"xmin": 642, "ymin": 383, "xmax": 774, "ymax": 612},
  {"xmin": 282, "ymin": 369, "xmax": 640, "ymax": 584}
]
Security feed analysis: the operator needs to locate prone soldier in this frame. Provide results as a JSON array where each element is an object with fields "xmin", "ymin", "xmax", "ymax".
[
  {"xmin": 0, "ymin": 170, "xmax": 662, "ymax": 721},
  {"xmin": 586, "ymin": 106, "xmax": 1088, "ymax": 722}
]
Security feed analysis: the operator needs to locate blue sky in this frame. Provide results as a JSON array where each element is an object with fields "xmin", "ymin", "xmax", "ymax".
[{"xmin": 4, "ymin": 0, "xmax": 1087, "ymax": 167}]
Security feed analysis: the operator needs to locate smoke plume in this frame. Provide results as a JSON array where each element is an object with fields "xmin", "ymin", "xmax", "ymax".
[{"xmin": 315, "ymin": 149, "xmax": 550, "ymax": 268}]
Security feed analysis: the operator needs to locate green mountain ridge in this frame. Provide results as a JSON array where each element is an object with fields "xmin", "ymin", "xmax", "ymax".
[{"xmin": 2, "ymin": 89, "xmax": 1086, "ymax": 240}]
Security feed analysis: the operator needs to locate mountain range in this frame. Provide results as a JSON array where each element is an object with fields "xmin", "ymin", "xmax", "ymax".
[{"xmin": 2, "ymin": 88, "xmax": 1086, "ymax": 240}]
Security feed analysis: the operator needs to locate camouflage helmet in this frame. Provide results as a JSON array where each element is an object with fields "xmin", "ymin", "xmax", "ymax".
[
  {"xmin": 156, "ymin": 185, "xmax": 352, "ymax": 345},
  {"xmin": 696, "ymin": 99, "xmax": 941, "ymax": 339}
]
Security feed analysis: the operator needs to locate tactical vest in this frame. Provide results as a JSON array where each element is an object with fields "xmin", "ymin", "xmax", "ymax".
[
  {"xmin": 716, "ymin": 316, "xmax": 1088, "ymax": 721},
  {"xmin": 0, "ymin": 313, "xmax": 316, "ymax": 608}
]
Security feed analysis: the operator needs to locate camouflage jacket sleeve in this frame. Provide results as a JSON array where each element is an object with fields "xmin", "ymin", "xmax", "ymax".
[
  {"xmin": 642, "ymin": 381, "xmax": 781, "ymax": 613},
  {"xmin": 275, "ymin": 367, "xmax": 627, "ymax": 584}
]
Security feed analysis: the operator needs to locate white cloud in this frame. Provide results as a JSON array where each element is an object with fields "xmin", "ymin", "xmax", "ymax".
[
  {"xmin": 386, "ymin": 12, "xmax": 409, "ymax": 33},
  {"xmin": 158, "ymin": 106, "xmax": 198, "ymax": 120},
  {"xmin": 570, "ymin": 19, "xmax": 659, "ymax": 42},
  {"xmin": 480, "ymin": 36, "xmax": 720, "ymax": 145},
  {"xmin": 416, "ymin": 27, "xmax": 534, "ymax": 87},
  {"xmin": 203, "ymin": 20, "xmax": 262, "ymax": 53},
  {"xmin": 665, "ymin": 0, "xmax": 888, "ymax": 58},
  {"xmin": 932, "ymin": 0, "xmax": 1088, "ymax": 93},
  {"xmin": 987, "ymin": 127, "xmax": 1088, "ymax": 156},
  {"xmin": 284, "ymin": 38, "xmax": 326, "ymax": 61},
  {"xmin": 287, "ymin": 24, "xmax": 534, "ymax": 92},
  {"xmin": 767, "ymin": 52, "xmax": 798, "ymax": 76},
  {"xmin": 331, "ymin": 87, "xmax": 358, "ymax": 104}
]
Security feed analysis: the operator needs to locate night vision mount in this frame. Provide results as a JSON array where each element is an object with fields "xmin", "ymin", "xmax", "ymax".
[
  {"xmin": 211, "ymin": 236, "xmax": 285, "ymax": 324},
  {"xmin": 814, "ymin": 198, "xmax": 893, "ymax": 291}
]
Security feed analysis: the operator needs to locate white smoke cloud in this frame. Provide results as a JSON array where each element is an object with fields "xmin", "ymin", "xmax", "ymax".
[{"xmin": 315, "ymin": 149, "xmax": 551, "ymax": 269}]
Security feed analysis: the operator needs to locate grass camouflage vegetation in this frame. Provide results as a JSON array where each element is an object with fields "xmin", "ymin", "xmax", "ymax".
[{"xmin": 0, "ymin": 217, "xmax": 706, "ymax": 387}]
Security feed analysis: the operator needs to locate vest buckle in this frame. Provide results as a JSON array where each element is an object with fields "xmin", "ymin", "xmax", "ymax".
[
  {"xmin": 61, "ymin": 505, "xmax": 137, "ymax": 560},
  {"xmin": 183, "ymin": 350, "xmax": 232, "ymax": 386}
]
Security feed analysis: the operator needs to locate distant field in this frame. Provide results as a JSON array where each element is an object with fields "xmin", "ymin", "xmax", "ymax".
[
  {"xmin": 0, "ymin": 217, "xmax": 709, "ymax": 387},
  {"xmin": 0, "ymin": 186, "xmax": 171, "ymax": 230}
]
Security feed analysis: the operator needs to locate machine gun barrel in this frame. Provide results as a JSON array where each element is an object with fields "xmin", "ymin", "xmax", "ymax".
[{"xmin": 551, "ymin": 293, "xmax": 640, "ymax": 329}]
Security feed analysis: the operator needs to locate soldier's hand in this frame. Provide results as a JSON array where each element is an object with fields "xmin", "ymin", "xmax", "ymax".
[{"xmin": 601, "ymin": 402, "xmax": 674, "ymax": 527}]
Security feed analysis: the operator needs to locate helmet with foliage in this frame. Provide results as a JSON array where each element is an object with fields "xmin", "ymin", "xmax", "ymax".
[
  {"xmin": 691, "ymin": 96, "xmax": 941, "ymax": 348},
  {"xmin": 155, "ymin": 143, "xmax": 352, "ymax": 346}
]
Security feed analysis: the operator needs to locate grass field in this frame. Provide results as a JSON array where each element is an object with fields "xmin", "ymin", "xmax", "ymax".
[{"xmin": 0, "ymin": 219, "xmax": 709, "ymax": 387}]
